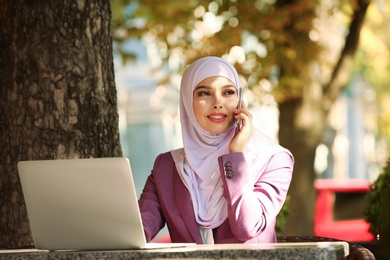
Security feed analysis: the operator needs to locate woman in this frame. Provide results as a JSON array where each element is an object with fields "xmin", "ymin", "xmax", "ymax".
[{"xmin": 138, "ymin": 56, "xmax": 294, "ymax": 244}]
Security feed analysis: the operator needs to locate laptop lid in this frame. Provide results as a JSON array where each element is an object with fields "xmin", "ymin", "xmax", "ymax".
[{"xmin": 17, "ymin": 157, "xmax": 175, "ymax": 251}]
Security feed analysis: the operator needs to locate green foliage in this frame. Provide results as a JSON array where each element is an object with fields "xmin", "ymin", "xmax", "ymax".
[
  {"xmin": 110, "ymin": 0, "xmax": 322, "ymax": 102},
  {"xmin": 363, "ymin": 157, "xmax": 390, "ymax": 239},
  {"xmin": 275, "ymin": 195, "xmax": 290, "ymax": 236}
]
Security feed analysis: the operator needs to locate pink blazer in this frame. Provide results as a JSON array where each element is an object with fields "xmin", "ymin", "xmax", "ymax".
[{"xmin": 138, "ymin": 150, "xmax": 294, "ymax": 244}]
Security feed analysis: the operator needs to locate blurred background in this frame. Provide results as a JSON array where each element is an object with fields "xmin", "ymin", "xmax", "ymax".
[{"xmin": 109, "ymin": 0, "xmax": 390, "ymax": 242}]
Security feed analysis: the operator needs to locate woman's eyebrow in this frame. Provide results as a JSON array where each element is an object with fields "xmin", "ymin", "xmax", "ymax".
[
  {"xmin": 194, "ymin": 84, "xmax": 236, "ymax": 90},
  {"xmin": 194, "ymin": 85, "xmax": 211, "ymax": 90},
  {"xmin": 223, "ymin": 84, "xmax": 236, "ymax": 88}
]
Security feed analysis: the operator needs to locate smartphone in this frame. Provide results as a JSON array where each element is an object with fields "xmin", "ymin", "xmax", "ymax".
[{"xmin": 236, "ymin": 87, "xmax": 243, "ymax": 131}]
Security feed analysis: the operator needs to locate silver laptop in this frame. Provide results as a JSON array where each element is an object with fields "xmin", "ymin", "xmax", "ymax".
[{"xmin": 17, "ymin": 157, "xmax": 194, "ymax": 251}]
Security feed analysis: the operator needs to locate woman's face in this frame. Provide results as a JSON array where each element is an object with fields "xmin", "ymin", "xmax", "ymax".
[{"xmin": 193, "ymin": 76, "xmax": 239, "ymax": 134}]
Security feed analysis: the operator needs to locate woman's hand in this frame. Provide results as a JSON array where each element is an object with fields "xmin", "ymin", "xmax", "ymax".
[{"xmin": 229, "ymin": 101, "xmax": 253, "ymax": 153}]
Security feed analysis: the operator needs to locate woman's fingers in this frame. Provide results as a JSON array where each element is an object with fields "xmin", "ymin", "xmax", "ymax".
[{"xmin": 230, "ymin": 101, "xmax": 253, "ymax": 153}]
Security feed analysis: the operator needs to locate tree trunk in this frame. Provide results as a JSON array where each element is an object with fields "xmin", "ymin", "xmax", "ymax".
[
  {"xmin": 278, "ymin": 64, "xmax": 328, "ymax": 235},
  {"xmin": 279, "ymin": 97, "xmax": 326, "ymax": 235},
  {"xmin": 0, "ymin": 0, "xmax": 122, "ymax": 248}
]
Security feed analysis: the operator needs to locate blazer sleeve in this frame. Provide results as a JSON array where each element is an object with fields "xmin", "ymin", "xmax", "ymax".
[
  {"xmin": 218, "ymin": 151, "xmax": 294, "ymax": 241},
  {"xmin": 138, "ymin": 155, "xmax": 166, "ymax": 242}
]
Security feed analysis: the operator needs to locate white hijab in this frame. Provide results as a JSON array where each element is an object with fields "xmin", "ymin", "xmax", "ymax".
[{"xmin": 171, "ymin": 57, "xmax": 240, "ymax": 231}]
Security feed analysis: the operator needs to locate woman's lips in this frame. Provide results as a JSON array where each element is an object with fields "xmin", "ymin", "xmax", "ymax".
[{"xmin": 207, "ymin": 113, "xmax": 227, "ymax": 123}]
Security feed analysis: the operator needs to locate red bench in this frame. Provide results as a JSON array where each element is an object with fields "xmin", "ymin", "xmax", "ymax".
[{"xmin": 314, "ymin": 179, "xmax": 374, "ymax": 242}]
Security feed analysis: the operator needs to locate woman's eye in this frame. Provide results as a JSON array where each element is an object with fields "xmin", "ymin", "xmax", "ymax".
[
  {"xmin": 224, "ymin": 90, "xmax": 236, "ymax": 95},
  {"xmin": 197, "ymin": 91, "xmax": 210, "ymax": 96}
]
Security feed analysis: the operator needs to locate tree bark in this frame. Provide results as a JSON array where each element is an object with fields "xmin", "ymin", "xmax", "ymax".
[{"xmin": 0, "ymin": 0, "xmax": 122, "ymax": 248}]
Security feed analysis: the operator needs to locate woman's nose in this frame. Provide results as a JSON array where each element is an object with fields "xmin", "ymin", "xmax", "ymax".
[{"xmin": 212, "ymin": 95, "xmax": 223, "ymax": 109}]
